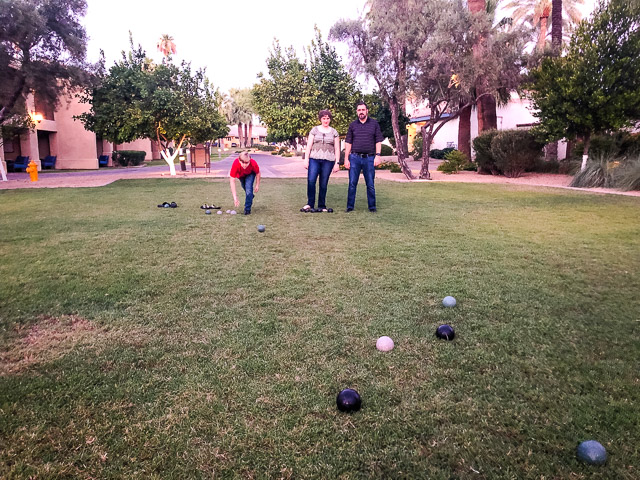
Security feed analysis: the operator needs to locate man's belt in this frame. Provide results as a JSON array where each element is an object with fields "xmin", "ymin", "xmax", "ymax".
[{"xmin": 352, "ymin": 152, "xmax": 374, "ymax": 157}]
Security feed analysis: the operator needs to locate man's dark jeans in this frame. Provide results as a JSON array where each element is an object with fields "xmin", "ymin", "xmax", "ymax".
[
  {"xmin": 347, "ymin": 154, "xmax": 376, "ymax": 210},
  {"xmin": 307, "ymin": 158, "xmax": 335, "ymax": 209},
  {"xmin": 240, "ymin": 172, "xmax": 256, "ymax": 211}
]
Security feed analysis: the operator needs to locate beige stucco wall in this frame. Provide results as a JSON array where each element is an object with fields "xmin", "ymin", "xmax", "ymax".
[
  {"xmin": 117, "ymin": 139, "xmax": 153, "ymax": 160},
  {"xmin": 48, "ymin": 92, "xmax": 98, "ymax": 169}
]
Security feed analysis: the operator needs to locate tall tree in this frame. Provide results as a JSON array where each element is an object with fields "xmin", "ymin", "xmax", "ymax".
[
  {"xmin": 551, "ymin": 0, "xmax": 563, "ymax": 54},
  {"xmin": 0, "ymin": 0, "xmax": 91, "ymax": 127},
  {"xmin": 78, "ymin": 42, "xmax": 228, "ymax": 175},
  {"xmin": 331, "ymin": 0, "xmax": 425, "ymax": 179},
  {"xmin": 414, "ymin": 0, "xmax": 526, "ymax": 177},
  {"xmin": 501, "ymin": 0, "xmax": 584, "ymax": 51},
  {"xmin": 468, "ymin": 0, "xmax": 497, "ymax": 133},
  {"xmin": 252, "ymin": 32, "xmax": 359, "ymax": 147},
  {"xmin": 527, "ymin": 0, "xmax": 640, "ymax": 170}
]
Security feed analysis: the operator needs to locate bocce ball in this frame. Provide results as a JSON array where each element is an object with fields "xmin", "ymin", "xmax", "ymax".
[
  {"xmin": 435, "ymin": 324, "xmax": 455, "ymax": 341},
  {"xmin": 442, "ymin": 296, "xmax": 457, "ymax": 308},
  {"xmin": 205, "ymin": 209, "xmax": 211, "ymax": 215},
  {"xmin": 577, "ymin": 440, "xmax": 607, "ymax": 465},
  {"xmin": 336, "ymin": 389, "xmax": 362, "ymax": 413},
  {"xmin": 376, "ymin": 336, "xmax": 394, "ymax": 352},
  {"xmin": 257, "ymin": 225, "xmax": 266, "ymax": 233}
]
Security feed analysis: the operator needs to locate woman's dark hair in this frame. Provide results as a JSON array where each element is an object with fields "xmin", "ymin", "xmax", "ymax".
[{"xmin": 318, "ymin": 109, "xmax": 333, "ymax": 120}]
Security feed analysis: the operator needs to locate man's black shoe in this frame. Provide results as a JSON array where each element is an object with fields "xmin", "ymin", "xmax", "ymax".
[
  {"xmin": 369, "ymin": 208, "xmax": 377, "ymax": 212},
  {"xmin": 244, "ymin": 210, "xmax": 251, "ymax": 215},
  {"xmin": 345, "ymin": 208, "xmax": 353, "ymax": 212}
]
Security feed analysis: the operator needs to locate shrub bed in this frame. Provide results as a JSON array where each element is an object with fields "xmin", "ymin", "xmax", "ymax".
[
  {"xmin": 490, "ymin": 130, "xmax": 544, "ymax": 178},
  {"xmin": 112, "ymin": 150, "xmax": 146, "ymax": 167}
]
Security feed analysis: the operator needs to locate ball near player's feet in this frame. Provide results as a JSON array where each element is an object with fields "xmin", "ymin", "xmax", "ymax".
[
  {"xmin": 336, "ymin": 389, "xmax": 362, "ymax": 413},
  {"xmin": 257, "ymin": 225, "xmax": 266, "ymax": 233},
  {"xmin": 442, "ymin": 296, "xmax": 456, "ymax": 308},
  {"xmin": 376, "ymin": 336, "xmax": 394, "ymax": 352}
]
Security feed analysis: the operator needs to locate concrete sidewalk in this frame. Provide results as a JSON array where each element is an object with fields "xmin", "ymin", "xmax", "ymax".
[{"xmin": 1, "ymin": 153, "xmax": 638, "ymax": 197}]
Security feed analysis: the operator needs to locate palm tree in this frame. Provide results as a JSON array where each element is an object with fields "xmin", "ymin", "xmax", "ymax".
[
  {"xmin": 468, "ymin": 0, "xmax": 498, "ymax": 135},
  {"xmin": 228, "ymin": 88, "xmax": 254, "ymax": 148},
  {"xmin": 551, "ymin": 0, "xmax": 562, "ymax": 54},
  {"xmin": 501, "ymin": 0, "xmax": 583, "ymax": 51},
  {"xmin": 157, "ymin": 34, "xmax": 176, "ymax": 59}
]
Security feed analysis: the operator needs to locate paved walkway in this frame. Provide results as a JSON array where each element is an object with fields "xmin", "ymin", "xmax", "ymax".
[{"xmin": 1, "ymin": 153, "xmax": 638, "ymax": 197}]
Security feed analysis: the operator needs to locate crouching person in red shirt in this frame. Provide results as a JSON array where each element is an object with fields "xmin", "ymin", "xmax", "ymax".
[{"xmin": 229, "ymin": 151, "xmax": 261, "ymax": 215}]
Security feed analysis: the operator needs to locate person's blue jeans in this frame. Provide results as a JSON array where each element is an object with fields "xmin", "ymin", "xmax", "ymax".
[
  {"xmin": 347, "ymin": 154, "xmax": 376, "ymax": 210},
  {"xmin": 239, "ymin": 172, "xmax": 256, "ymax": 212},
  {"xmin": 307, "ymin": 158, "xmax": 335, "ymax": 209}
]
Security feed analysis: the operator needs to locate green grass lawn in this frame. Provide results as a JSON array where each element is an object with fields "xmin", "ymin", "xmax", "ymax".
[{"xmin": 1, "ymin": 179, "xmax": 639, "ymax": 479}]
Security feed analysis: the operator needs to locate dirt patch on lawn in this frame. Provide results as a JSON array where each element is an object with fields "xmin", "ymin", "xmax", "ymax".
[{"xmin": 0, "ymin": 315, "xmax": 100, "ymax": 376}]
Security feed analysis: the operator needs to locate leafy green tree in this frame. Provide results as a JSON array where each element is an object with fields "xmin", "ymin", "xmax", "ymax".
[
  {"xmin": 331, "ymin": 0, "xmax": 424, "ymax": 179},
  {"xmin": 414, "ymin": 1, "xmax": 527, "ymax": 178},
  {"xmin": 527, "ymin": 0, "xmax": 640, "ymax": 170},
  {"xmin": 252, "ymin": 42, "xmax": 315, "ymax": 147},
  {"xmin": 252, "ymin": 30, "xmax": 359, "ymax": 148},
  {"xmin": 306, "ymin": 28, "xmax": 360, "ymax": 135},
  {"xmin": 0, "ymin": 0, "xmax": 91, "ymax": 127},
  {"xmin": 78, "ymin": 42, "xmax": 228, "ymax": 175}
]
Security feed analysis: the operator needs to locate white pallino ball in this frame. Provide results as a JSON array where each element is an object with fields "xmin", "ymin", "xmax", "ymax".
[{"xmin": 376, "ymin": 336, "xmax": 395, "ymax": 352}]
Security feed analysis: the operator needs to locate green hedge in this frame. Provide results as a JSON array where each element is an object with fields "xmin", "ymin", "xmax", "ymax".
[
  {"xmin": 472, "ymin": 129, "xmax": 500, "ymax": 174},
  {"xmin": 381, "ymin": 144, "xmax": 394, "ymax": 156},
  {"xmin": 112, "ymin": 150, "xmax": 146, "ymax": 167},
  {"xmin": 491, "ymin": 130, "xmax": 544, "ymax": 178},
  {"xmin": 430, "ymin": 147, "xmax": 455, "ymax": 159}
]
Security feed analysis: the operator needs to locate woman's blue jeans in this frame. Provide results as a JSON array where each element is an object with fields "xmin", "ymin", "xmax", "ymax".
[
  {"xmin": 307, "ymin": 158, "xmax": 335, "ymax": 209},
  {"xmin": 239, "ymin": 172, "xmax": 256, "ymax": 211},
  {"xmin": 347, "ymin": 154, "xmax": 376, "ymax": 210}
]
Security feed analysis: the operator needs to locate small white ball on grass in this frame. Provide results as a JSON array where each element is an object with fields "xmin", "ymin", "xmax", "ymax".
[
  {"xmin": 442, "ymin": 296, "xmax": 457, "ymax": 308},
  {"xmin": 376, "ymin": 336, "xmax": 395, "ymax": 352}
]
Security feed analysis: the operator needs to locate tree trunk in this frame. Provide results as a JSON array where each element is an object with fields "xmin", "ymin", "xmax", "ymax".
[
  {"xmin": 244, "ymin": 123, "xmax": 248, "ymax": 148},
  {"xmin": 389, "ymin": 97, "xmax": 415, "ymax": 179},
  {"xmin": 237, "ymin": 122, "xmax": 243, "ymax": 147},
  {"xmin": 458, "ymin": 103, "xmax": 472, "ymax": 159},
  {"xmin": 480, "ymin": 94, "xmax": 497, "ymax": 131},
  {"xmin": 538, "ymin": 16, "xmax": 549, "ymax": 52},
  {"xmin": 419, "ymin": 124, "xmax": 432, "ymax": 179},
  {"xmin": 468, "ymin": 0, "xmax": 497, "ymax": 134},
  {"xmin": 551, "ymin": 0, "xmax": 563, "ymax": 55},
  {"xmin": 160, "ymin": 149, "xmax": 179, "ymax": 176},
  {"xmin": 248, "ymin": 121, "xmax": 253, "ymax": 147},
  {"xmin": 467, "ymin": 0, "xmax": 484, "ymax": 14}
]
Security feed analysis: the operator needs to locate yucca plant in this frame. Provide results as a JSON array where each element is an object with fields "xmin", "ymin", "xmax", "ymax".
[
  {"xmin": 569, "ymin": 154, "xmax": 619, "ymax": 188},
  {"xmin": 614, "ymin": 155, "xmax": 640, "ymax": 191}
]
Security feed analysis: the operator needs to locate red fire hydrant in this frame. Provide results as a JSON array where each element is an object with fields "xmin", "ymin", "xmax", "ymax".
[{"xmin": 26, "ymin": 160, "xmax": 38, "ymax": 182}]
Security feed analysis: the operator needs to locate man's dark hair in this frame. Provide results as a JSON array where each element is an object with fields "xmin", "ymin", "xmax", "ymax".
[{"xmin": 356, "ymin": 101, "xmax": 368, "ymax": 109}]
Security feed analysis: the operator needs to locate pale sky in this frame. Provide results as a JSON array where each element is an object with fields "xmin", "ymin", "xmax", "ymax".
[
  {"xmin": 83, "ymin": 0, "xmax": 598, "ymax": 96},
  {"xmin": 83, "ymin": 0, "xmax": 365, "ymax": 93}
]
